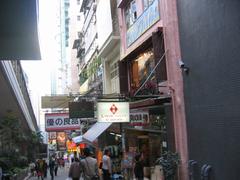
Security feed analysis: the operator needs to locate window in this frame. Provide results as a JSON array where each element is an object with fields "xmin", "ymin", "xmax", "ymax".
[
  {"xmin": 130, "ymin": 49, "xmax": 155, "ymax": 89},
  {"xmin": 77, "ymin": 0, "xmax": 80, "ymax": 5},
  {"xmin": 77, "ymin": 15, "xmax": 81, "ymax": 21},
  {"xmin": 110, "ymin": 61, "xmax": 119, "ymax": 93},
  {"xmin": 110, "ymin": 61, "xmax": 119, "ymax": 79},
  {"xmin": 125, "ymin": 0, "xmax": 137, "ymax": 29},
  {"xmin": 143, "ymin": 0, "xmax": 154, "ymax": 10}
]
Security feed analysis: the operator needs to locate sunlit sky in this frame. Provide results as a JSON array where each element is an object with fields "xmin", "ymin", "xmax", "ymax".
[
  {"xmin": 21, "ymin": 0, "xmax": 60, "ymax": 128},
  {"xmin": 22, "ymin": 0, "xmax": 60, "ymax": 96}
]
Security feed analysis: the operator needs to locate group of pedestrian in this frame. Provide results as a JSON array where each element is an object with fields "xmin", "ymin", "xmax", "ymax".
[
  {"xmin": 30, "ymin": 156, "xmax": 62, "ymax": 180},
  {"xmin": 68, "ymin": 147, "xmax": 99, "ymax": 180},
  {"xmin": 34, "ymin": 158, "xmax": 47, "ymax": 180}
]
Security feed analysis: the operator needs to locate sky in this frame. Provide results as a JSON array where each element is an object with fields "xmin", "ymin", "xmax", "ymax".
[
  {"xmin": 21, "ymin": 0, "xmax": 60, "ymax": 129},
  {"xmin": 22, "ymin": 0, "xmax": 60, "ymax": 96}
]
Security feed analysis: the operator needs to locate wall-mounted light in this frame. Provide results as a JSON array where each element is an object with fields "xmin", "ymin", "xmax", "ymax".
[{"xmin": 178, "ymin": 59, "xmax": 189, "ymax": 74}]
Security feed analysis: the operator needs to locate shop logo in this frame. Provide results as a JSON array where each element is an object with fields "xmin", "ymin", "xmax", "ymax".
[{"xmin": 110, "ymin": 104, "xmax": 118, "ymax": 114}]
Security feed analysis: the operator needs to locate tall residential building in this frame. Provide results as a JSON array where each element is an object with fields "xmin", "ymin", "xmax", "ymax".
[
  {"xmin": 51, "ymin": 0, "xmax": 70, "ymax": 95},
  {"xmin": 78, "ymin": 0, "xmax": 101, "ymax": 95},
  {"xmin": 69, "ymin": 0, "xmax": 84, "ymax": 93}
]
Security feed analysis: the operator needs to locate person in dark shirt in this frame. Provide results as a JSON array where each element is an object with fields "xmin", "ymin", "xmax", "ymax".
[
  {"xmin": 134, "ymin": 154, "xmax": 144, "ymax": 180},
  {"xmin": 49, "ymin": 156, "xmax": 55, "ymax": 180}
]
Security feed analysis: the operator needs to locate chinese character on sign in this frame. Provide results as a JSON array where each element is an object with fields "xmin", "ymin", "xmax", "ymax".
[
  {"xmin": 64, "ymin": 118, "xmax": 70, "ymax": 125},
  {"xmin": 55, "ymin": 118, "xmax": 63, "ymax": 125},
  {"xmin": 47, "ymin": 118, "xmax": 54, "ymax": 126}
]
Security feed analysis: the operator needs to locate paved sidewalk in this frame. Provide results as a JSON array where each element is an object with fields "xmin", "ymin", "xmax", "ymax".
[{"xmin": 28, "ymin": 167, "xmax": 71, "ymax": 180}]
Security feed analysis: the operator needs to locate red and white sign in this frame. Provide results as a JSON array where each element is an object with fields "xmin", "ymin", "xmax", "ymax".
[
  {"xmin": 97, "ymin": 102, "xmax": 129, "ymax": 122},
  {"xmin": 130, "ymin": 110, "xmax": 149, "ymax": 126},
  {"xmin": 45, "ymin": 113, "xmax": 81, "ymax": 132}
]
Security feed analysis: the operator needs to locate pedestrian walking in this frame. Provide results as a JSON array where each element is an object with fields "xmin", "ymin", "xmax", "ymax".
[
  {"xmin": 49, "ymin": 156, "xmax": 55, "ymax": 180},
  {"xmin": 134, "ymin": 154, "xmax": 144, "ymax": 180},
  {"xmin": 80, "ymin": 147, "xmax": 99, "ymax": 180},
  {"xmin": 68, "ymin": 157, "xmax": 81, "ymax": 180},
  {"xmin": 54, "ymin": 158, "xmax": 59, "ymax": 176},
  {"xmin": 102, "ymin": 149, "xmax": 112, "ymax": 180},
  {"xmin": 43, "ymin": 159, "xmax": 48, "ymax": 178},
  {"xmin": 36, "ymin": 159, "xmax": 44, "ymax": 180}
]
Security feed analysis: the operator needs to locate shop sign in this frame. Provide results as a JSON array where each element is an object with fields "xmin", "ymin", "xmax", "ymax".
[
  {"xmin": 45, "ymin": 113, "xmax": 81, "ymax": 132},
  {"xmin": 41, "ymin": 95, "xmax": 74, "ymax": 109},
  {"xmin": 97, "ymin": 102, "xmax": 129, "ymax": 122},
  {"xmin": 126, "ymin": 0, "xmax": 160, "ymax": 47},
  {"xmin": 130, "ymin": 110, "xmax": 149, "ymax": 126},
  {"xmin": 66, "ymin": 140, "xmax": 77, "ymax": 152}
]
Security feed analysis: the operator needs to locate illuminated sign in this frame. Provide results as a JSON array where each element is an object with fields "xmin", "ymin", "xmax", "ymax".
[
  {"xmin": 45, "ymin": 113, "xmax": 81, "ymax": 132},
  {"xmin": 97, "ymin": 102, "xmax": 129, "ymax": 122}
]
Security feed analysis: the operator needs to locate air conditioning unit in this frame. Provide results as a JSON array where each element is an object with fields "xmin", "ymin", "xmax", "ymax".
[{"xmin": 78, "ymin": 31, "xmax": 84, "ymax": 38}]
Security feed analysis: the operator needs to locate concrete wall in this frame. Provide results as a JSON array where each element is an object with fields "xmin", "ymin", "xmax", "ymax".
[{"xmin": 177, "ymin": 0, "xmax": 240, "ymax": 179}]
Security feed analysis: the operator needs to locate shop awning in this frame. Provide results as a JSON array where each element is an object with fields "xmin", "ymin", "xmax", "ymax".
[
  {"xmin": 72, "ymin": 135, "xmax": 85, "ymax": 144},
  {"xmin": 0, "ymin": 0, "xmax": 41, "ymax": 60},
  {"xmin": 83, "ymin": 122, "xmax": 112, "ymax": 142}
]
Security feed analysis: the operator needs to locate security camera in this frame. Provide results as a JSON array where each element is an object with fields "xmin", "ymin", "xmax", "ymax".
[
  {"xmin": 178, "ymin": 60, "xmax": 185, "ymax": 68},
  {"xmin": 178, "ymin": 59, "xmax": 189, "ymax": 74}
]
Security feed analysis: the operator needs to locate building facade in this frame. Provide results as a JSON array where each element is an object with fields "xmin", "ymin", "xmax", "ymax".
[
  {"xmin": 117, "ymin": 0, "xmax": 188, "ymax": 179},
  {"xmin": 69, "ymin": 0, "xmax": 83, "ymax": 93},
  {"xmin": 78, "ymin": 0, "xmax": 101, "ymax": 95},
  {"xmin": 51, "ymin": 0, "xmax": 70, "ymax": 95}
]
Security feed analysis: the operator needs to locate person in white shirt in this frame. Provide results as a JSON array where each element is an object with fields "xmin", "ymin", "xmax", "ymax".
[
  {"xmin": 102, "ymin": 149, "xmax": 112, "ymax": 180},
  {"xmin": 80, "ymin": 148, "xmax": 99, "ymax": 180}
]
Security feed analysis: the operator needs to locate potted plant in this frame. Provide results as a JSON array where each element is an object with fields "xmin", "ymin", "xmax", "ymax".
[{"xmin": 155, "ymin": 151, "xmax": 180, "ymax": 180}]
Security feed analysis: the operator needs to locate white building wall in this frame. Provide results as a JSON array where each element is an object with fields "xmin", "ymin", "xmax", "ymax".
[
  {"xmin": 69, "ymin": 0, "xmax": 84, "ymax": 93},
  {"xmin": 96, "ymin": 0, "xmax": 112, "ymax": 50}
]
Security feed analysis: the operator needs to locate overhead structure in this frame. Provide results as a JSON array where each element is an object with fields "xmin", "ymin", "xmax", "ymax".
[{"xmin": 0, "ymin": 0, "xmax": 41, "ymax": 60}]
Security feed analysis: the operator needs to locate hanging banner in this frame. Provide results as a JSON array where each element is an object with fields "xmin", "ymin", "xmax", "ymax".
[
  {"xmin": 45, "ymin": 113, "xmax": 81, "ymax": 132},
  {"xmin": 97, "ymin": 102, "xmax": 129, "ymax": 122}
]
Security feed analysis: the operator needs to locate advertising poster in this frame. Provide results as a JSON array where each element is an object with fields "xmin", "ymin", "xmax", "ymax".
[
  {"xmin": 48, "ymin": 132, "xmax": 57, "ymax": 140},
  {"xmin": 57, "ymin": 132, "xmax": 67, "ymax": 151}
]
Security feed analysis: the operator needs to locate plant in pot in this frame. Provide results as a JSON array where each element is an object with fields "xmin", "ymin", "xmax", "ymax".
[{"xmin": 155, "ymin": 151, "xmax": 180, "ymax": 180}]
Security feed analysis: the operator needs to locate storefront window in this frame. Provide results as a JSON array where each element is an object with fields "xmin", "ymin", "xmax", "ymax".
[
  {"xmin": 130, "ymin": 48, "xmax": 157, "ymax": 95},
  {"xmin": 125, "ymin": 0, "xmax": 137, "ymax": 29}
]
